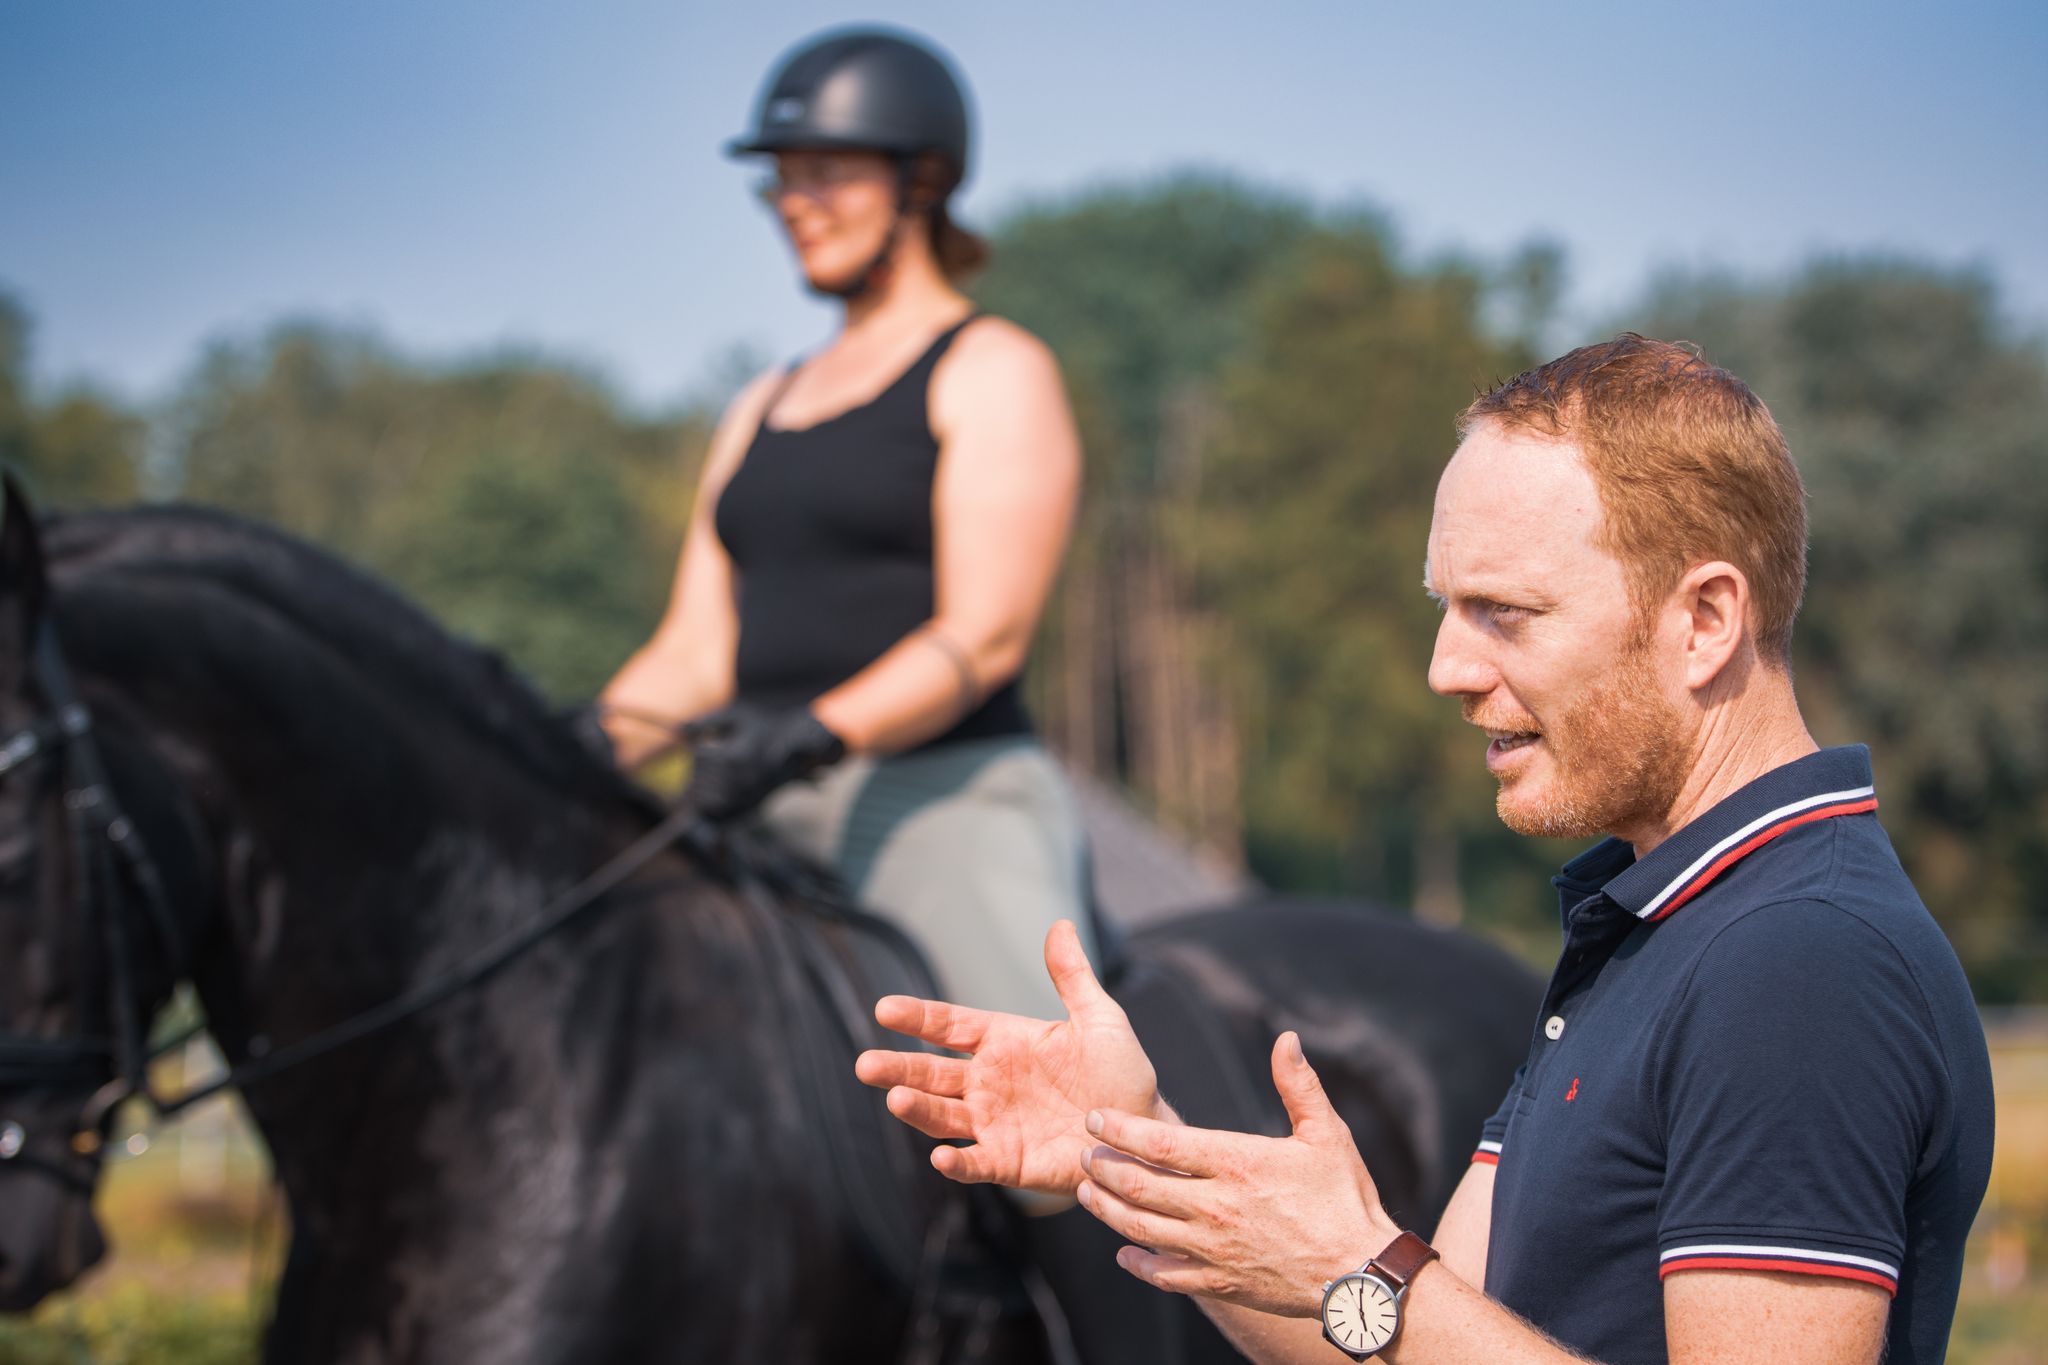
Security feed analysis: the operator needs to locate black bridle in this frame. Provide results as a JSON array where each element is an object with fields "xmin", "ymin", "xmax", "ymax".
[
  {"xmin": 0, "ymin": 621, "xmax": 189, "ymax": 1193},
  {"xmin": 0, "ymin": 617, "xmax": 710, "ymax": 1195}
]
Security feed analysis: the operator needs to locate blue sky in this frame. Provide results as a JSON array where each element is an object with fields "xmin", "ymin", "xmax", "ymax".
[{"xmin": 5, "ymin": 1, "xmax": 2045, "ymax": 410}]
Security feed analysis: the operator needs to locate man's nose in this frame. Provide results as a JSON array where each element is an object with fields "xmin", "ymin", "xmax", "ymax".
[{"xmin": 1427, "ymin": 612, "xmax": 1494, "ymax": 699}]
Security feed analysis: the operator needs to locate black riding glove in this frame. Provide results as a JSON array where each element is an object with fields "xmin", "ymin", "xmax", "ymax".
[{"xmin": 682, "ymin": 703, "xmax": 847, "ymax": 822}]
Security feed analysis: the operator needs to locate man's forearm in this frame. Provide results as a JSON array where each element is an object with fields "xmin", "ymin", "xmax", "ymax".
[
  {"xmin": 1381, "ymin": 1263, "xmax": 1595, "ymax": 1364},
  {"xmin": 1198, "ymin": 1298, "xmax": 1337, "ymax": 1365},
  {"xmin": 1193, "ymin": 1264, "xmax": 1593, "ymax": 1365}
]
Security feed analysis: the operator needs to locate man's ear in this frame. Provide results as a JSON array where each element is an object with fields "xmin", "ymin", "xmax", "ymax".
[
  {"xmin": 0, "ymin": 471, "xmax": 49, "ymax": 696},
  {"xmin": 1677, "ymin": 560, "xmax": 1750, "ymax": 692}
]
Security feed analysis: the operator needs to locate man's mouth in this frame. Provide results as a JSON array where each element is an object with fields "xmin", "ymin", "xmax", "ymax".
[{"xmin": 1485, "ymin": 729, "xmax": 1541, "ymax": 761}]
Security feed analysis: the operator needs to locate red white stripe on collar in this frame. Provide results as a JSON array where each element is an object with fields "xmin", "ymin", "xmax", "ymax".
[{"xmin": 1635, "ymin": 786, "xmax": 1878, "ymax": 923}]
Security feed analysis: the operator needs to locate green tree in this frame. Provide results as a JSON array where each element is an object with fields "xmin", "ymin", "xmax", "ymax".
[
  {"xmin": 975, "ymin": 178, "xmax": 1565, "ymax": 917},
  {"xmin": 0, "ymin": 290, "xmax": 142, "ymax": 505},
  {"xmin": 978, "ymin": 174, "xmax": 1321, "ymax": 478},
  {"xmin": 975, "ymin": 176, "xmax": 1324, "ymax": 862},
  {"xmin": 0, "ymin": 293, "xmax": 28, "ymax": 472},
  {"xmin": 1638, "ymin": 260, "xmax": 2048, "ymax": 999},
  {"xmin": 166, "ymin": 323, "xmax": 704, "ymax": 698},
  {"xmin": 1190, "ymin": 226, "xmax": 1551, "ymax": 922},
  {"xmin": 375, "ymin": 362, "xmax": 695, "ymax": 698}
]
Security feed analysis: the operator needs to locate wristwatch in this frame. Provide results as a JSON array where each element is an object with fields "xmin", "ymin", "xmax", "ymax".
[{"xmin": 1319, "ymin": 1230, "xmax": 1439, "ymax": 1360}]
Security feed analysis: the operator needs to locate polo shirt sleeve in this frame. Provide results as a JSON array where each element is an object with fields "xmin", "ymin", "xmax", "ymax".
[
  {"xmin": 1651, "ymin": 899, "xmax": 1943, "ymax": 1295},
  {"xmin": 1472, "ymin": 1064, "xmax": 1526, "ymax": 1166}
]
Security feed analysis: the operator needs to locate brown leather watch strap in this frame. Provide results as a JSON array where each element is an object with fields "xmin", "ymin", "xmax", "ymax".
[{"xmin": 1368, "ymin": 1230, "xmax": 1440, "ymax": 1290}]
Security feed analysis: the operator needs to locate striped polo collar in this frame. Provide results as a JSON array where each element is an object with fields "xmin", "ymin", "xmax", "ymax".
[{"xmin": 1572, "ymin": 745, "xmax": 1879, "ymax": 925}]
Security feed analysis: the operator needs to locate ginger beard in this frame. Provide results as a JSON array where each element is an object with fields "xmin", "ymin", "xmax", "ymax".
[{"xmin": 1470, "ymin": 633, "xmax": 1693, "ymax": 841}]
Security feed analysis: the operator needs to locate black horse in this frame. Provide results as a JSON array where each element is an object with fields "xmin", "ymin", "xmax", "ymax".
[{"xmin": 0, "ymin": 487, "xmax": 1542, "ymax": 1363}]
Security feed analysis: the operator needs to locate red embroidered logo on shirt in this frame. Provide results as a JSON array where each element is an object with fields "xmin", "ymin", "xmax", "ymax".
[{"xmin": 1564, "ymin": 1077, "xmax": 1580, "ymax": 1102}]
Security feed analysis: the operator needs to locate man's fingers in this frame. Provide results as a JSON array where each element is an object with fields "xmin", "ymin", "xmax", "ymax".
[
  {"xmin": 1076, "ymin": 1176, "xmax": 1190, "ymax": 1257},
  {"xmin": 1045, "ymin": 920, "xmax": 1111, "ymax": 1016},
  {"xmin": 854, "ymin": 1048, "xmax": 968, "ymax": 1097},
  {"xmin": 1087, "ymin": 1108, "xmax": 1230, "ymax": 1178},
  {"xmin": 1113, "ymin": 1245, "xmax": 1209, "ymax": 1297},
  {"xmin": 884, "ymin": 1087, "xmax": 976, "ymax": 1142},
  {"xmin": 1081, "ymin": 1145, "xmax": 1204, "ymax": 1220},
  {"xmin": 930, "ymin": 1142, "xmax": 1012, "ymax": 1186},
  {"xmin": 873, "ymin": 994, "xmax": 989, "ymax": 1052},
  {"xmin": 1270, "ymin": 1031, "xmax": 1340, "ymax": 1136}
]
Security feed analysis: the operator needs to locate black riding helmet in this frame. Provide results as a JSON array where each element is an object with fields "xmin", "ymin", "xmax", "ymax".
[
  {"xmin": 730, "ymin": 27, "xmax": 974, "ymax": 297},
  {"xmin": 729, "ymin": 26, "xmax": 971, "ymax": 185}
]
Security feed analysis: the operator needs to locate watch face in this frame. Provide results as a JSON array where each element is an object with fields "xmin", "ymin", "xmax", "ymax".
[{"xmin": 1321, "ymin": 1271, "xmax": 1400, "ymax": 1355}]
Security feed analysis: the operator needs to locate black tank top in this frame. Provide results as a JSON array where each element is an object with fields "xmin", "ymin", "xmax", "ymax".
[{"xmin": 713, "ymin": 314, "xmax": 1032, "ymax": 746}]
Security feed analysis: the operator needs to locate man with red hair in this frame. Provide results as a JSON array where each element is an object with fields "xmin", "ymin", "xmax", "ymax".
[{"xmin": 857, "ymin": 336, "xmax": 1993, "ymax": 1364}]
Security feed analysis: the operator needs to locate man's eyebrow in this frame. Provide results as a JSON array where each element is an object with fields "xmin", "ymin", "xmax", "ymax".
[{"xmin": 1422, "ymin": 577, "xmax": 1560, "ymax": 612}]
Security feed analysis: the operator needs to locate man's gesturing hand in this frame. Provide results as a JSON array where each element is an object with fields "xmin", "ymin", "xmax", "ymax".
[
  {"xmin": 854, "ymin": 920, "xmax": 1161, "ymax": 1196},
  {"xmin": 1075, "ymin": 1031, "xmax": 1398, "ymax": 1319}
]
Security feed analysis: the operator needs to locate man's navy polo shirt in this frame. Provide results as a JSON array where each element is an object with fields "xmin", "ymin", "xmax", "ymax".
[{"xmin": 1473, "ymin": 745, "xmax": 1993, "ymax": 1365}]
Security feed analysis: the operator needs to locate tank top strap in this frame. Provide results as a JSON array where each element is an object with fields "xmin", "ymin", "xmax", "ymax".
[
  {"xmin": 887, "ymin": 310, "xmax": 982, "ymax": 417},
  {"xmin": 749, "ymin": 356, "xmax": 807, "ymax": 441},
  {"xmin": 918, "ymin": 310, "xmax": 983, "ymax": 365},
  {"xmin": 751, "ymin": 313, "xmax": 984, "ymax": 440}
]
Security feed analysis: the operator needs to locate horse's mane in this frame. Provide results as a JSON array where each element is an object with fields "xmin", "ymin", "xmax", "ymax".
[{"xmin": 42, "ymin": 503, "xmax": 662, "ymax": 818}]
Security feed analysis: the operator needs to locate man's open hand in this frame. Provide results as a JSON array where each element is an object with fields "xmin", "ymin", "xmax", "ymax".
[
  {"xmin": 1077, "ymin": 1031, "xmax": 1396, "ymax": 1318},
  {"xmin": 854, "ymin": 919, "xmax": 1161, "ymax": 1196}
]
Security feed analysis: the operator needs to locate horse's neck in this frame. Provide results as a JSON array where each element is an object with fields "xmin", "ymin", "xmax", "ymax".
[
  {"xmin": 87, "ymin": 623, "xmax": 636, "ymax": 1113},
  {"xmin": 142, "ymin": 678, "xmax": 658, "ymax": 1247}
]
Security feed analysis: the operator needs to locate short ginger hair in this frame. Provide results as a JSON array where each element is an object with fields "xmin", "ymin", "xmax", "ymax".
[{"xmin": 1458, "ymin": 334, "xmax": 1808, "ymax": 664}]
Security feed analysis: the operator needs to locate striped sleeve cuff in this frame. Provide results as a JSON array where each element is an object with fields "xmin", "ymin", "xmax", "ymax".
[
  {"xmin": 1658, "ymin": 1241, "xmax": 1899, "ymax": 1295},
  {"xmin": 1471, "ymin": 1139, "xmax": 1502, "ymax": 1166}
]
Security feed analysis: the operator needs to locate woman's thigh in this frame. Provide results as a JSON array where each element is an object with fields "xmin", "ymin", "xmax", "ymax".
[{"xmin": 843, "ymin": 740, "xmax": 1096, "ymax": 1020}]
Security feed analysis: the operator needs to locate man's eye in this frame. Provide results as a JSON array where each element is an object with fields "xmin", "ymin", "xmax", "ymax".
[{"xmin": 1487, "ymin": 602, "xmax": 1531, "ymax": 625}]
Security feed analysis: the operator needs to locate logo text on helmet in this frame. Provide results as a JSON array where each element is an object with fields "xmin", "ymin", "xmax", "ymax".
[{"xmin": 768, "ymin": 97, "xmax": 806, "ymax": 123}]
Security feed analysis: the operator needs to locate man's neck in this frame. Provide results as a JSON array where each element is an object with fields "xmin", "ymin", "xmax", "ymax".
[{"xmin": 1623, "ymin": 669, "xmax": 1817, "ymax": 857}]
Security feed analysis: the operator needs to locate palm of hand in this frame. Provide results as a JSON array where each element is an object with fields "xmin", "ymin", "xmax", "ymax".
[
  {"xmin": 860, "ymin": 920, "xmax": 1159, "ymax": 1195},
  {"xmin": 960, "ymin": 1006, "xmax": 1158, "ymax": 1194}
]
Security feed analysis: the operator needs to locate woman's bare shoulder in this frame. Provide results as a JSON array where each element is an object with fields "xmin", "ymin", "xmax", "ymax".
[
  {"xmin": 699, "ymin": 364, "xmax": 790, "ymax": 472},
  {"xmin": 929, "ymin": 315, "xmax": 1077, "ymax": 454},
  {"xmin": 936, "ymin": 316, "xmax": 1064, "ymax": 410},
  {"xmin": 721, "ymin": 364, "xmax": 792, "ymax": 432},
  {"xmin": 949, "ymin": 315, "xmax": 1058, "ymax": 372}
]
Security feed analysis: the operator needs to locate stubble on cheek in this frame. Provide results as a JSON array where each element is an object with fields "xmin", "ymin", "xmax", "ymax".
[{"xmin": 1493, "ymin": 647, "xmax": 1689, "ymax": 841}]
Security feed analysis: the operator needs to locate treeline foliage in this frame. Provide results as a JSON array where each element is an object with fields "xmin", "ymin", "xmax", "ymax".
[
  {"xmin": 1, "ymin": 295, "xmax": 143, "ymax": 505},
  {"xmin": 166, "ymin": 326, "xmax": 704, "ymax": 699},
  {"xmin": 1636, "ymin": 266, "xmax": 2048, "ymax": 1002},
  {"xmin": 4, "ymin": 177, "xmax": 2044, "ymax": 996}
]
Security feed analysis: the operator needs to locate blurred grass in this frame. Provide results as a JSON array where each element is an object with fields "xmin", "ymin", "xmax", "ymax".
[
  {"xmin": 1954, "ymin": 1013, "xmax": 2048, "ymax": 1365},
  {"xmin": 4, "ymin": 1018, "xmax": 2045, "ymax": 1364},
  {"xmin": 0, "ymin": 1099, "xmax": 278, "ymax": 1365}
]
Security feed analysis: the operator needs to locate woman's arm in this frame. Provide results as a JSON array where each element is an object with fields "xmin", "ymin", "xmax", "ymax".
[
  {"xmin": 598, "ymin": 370, "xmax": 778, "ymax": 766},
  {"xmin": 811, "ymin": 318, "xmax": 1082, "ymax": 752}
]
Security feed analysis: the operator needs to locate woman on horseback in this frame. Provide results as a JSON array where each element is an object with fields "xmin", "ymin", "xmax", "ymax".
[{"xmin": 599, "ymin": 26, "xmax": 1097, "ymax": 1022}]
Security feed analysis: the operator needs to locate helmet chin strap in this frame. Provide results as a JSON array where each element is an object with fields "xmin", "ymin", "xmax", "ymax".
[{"xmin": 809, "ymin": 159, "xmax": 921, "ymax": 302}]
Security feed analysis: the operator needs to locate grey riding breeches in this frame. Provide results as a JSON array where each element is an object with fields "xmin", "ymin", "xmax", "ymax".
[{"xmin": 760, "ymin": 734, "xmax": 1098, "ymax": 1022}]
